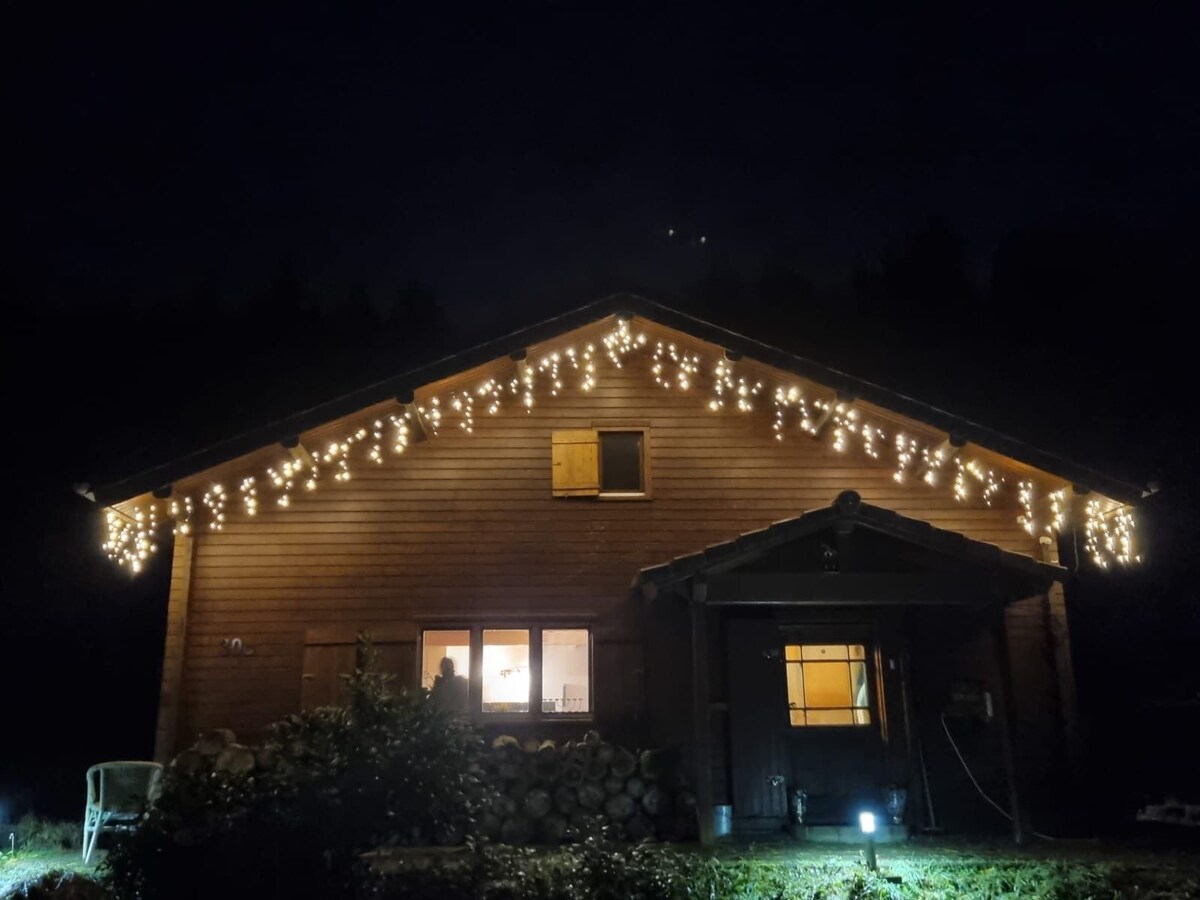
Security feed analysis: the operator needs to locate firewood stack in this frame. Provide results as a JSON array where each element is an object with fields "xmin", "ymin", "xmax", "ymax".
[
  {"xmin": 479, "ymin": 730, "xmax": 697, "ymax": 844},
  {"xmin": 170, "ymin": 729, "xmax": 273, "ymax": 777}
]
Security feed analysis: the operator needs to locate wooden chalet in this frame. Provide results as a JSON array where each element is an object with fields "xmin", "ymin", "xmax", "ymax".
[{"xmin": 87, "ymin": 295, "xmax": 1148, "ymax": 843}]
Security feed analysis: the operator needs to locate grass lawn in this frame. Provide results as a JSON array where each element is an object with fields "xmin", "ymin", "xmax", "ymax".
[
  {"xmin": 6, "ymin": 837, "xmax": 1199, "ymax": 898},
  {"xmin": 371, "ymin": 835, "xmax": 1200, "ymax": 899},
  {"xmin": 0, "ymin": 849, "xmax": 100, "ymax": 898}
]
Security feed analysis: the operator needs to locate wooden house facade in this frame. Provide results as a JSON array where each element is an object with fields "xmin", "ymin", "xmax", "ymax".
[{"xmin": 89, "ymin": 296, "xmax": 1146, "ymax": 842}]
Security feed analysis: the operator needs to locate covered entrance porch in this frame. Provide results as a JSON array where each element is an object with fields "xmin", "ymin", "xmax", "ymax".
[{"xmin": 637, "ymin": 491, "xmax": 1067, "ymax": 845}]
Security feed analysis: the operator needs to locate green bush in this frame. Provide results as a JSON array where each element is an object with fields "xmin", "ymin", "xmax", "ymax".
[
  {"xmin": 102, "ymin": 639, "xmax": 492, "ymax": 900},
  {"xmin": 13, "ymin": 817, "xmax": 82, "ymax": 853}
]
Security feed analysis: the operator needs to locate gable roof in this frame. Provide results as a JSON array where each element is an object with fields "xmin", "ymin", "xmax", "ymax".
[
  {"xmin": 86, "ymin": 293, "xmax": 1148, "ymax": 506},
  {"xmin": 636, "ymin": 490, "xmax": 1065, "ymax": 592}
]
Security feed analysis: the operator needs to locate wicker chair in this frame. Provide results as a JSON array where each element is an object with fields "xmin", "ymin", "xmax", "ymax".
[{"xmin": 82, "ymin": 761, "xmax": 163, "ymax": 863}]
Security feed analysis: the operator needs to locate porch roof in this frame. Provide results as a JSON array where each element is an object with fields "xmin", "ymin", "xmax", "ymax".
[{"xmin": 635, "ymin": 490, "xmax": 1065, "ymax": 593}]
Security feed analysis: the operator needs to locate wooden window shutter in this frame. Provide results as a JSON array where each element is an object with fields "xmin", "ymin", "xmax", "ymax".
[{"xmin": 552, "ymin": 429, "xmax": 600, "ymax": 496}]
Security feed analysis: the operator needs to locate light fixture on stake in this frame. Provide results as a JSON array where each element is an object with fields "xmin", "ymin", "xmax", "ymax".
[{"xmin": 859, "ymin": 810, "xmax": 877, "ymax": 872}]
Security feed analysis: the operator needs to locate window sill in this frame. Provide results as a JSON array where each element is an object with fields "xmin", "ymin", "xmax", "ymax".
[
  {"xmin": 475, "ymin": 713, "xmax": 594, "ymax": 725},
  {"xmin": 597, "ymin": 492, "xmax": 651, "ymax": 501}
]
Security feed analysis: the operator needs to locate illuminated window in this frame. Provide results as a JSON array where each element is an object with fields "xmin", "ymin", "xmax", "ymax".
[
  {"xmin": 421, "ymin": 630, "xmax": 470, "ymax": 690},
  {"xmin": 421, "ymin": 627, "xmax": 592, "ymax": 717},
  {"xmin": 541, "ymin": 629, "xmax": 590, "ymax": 714},
  {"xmin": 599, "ymin": 431, "xmax": 644, "ymax": 494},
  {"xmin": 482, "ymin": 629, "xmax": 530, "ymax": 713},
  {"xmin": 784, "ymin": 643, "xmax": 871, "ymax": 726}
]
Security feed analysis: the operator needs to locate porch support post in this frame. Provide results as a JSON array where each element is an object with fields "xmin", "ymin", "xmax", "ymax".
[
  {"xmin": 991, "ymin": 603, "xmax": 1028, "ymax": 844},
  {"xmin": 154, "ymin": 533, "xmax": 195, "ymax": 762},
  {"xmin": 1039, "ymin": 536, "xmax": 1082, "ymax": 774},
  {"xmin": 691, "ymin": 579, "xmax": 715, "ymax": 846}
]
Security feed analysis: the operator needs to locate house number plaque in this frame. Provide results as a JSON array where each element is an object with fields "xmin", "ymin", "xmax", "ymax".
[{"xmin": 221, "ymin": 637, "xmax": 255, "ymax": 656}]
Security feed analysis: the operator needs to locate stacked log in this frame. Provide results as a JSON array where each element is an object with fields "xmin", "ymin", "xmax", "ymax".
[
  {"xmin": 170, "ymin": 729, "xmax": 265, "ymax": 777},
  {"xmin": 481, "ymin": 731, "xmax": 696, "ymax": 844}
]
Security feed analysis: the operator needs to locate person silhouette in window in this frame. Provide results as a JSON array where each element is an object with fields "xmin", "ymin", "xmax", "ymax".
[{"xmin": 430, "ymin": 656, "xmax": 469, "ymax": 713}]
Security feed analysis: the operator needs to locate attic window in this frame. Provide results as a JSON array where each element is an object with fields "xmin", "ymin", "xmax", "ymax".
[
  {"xmin": 551, "ymin": 428, "xmax": 648, "ymax": 498},
  {"xmin": 599, "ymin": 431, "xmax": 644, "ymax": 494}
]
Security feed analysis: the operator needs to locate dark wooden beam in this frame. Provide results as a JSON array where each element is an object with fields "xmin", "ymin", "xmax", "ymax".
[
  {"xmin": 992, "ymin": 605, "xmax": 1028, "ymax": 844},
  {"xmin": 1039, "ymin": 536, "xmax": 1082, "ymax": 781},
  {"xmin": 152, "ymin": 484, "xmax": 173, "ymax": 499},
  {"xmin": 704, "ymin": 573, "xmax": 1036, "ymax": 606},
  {"xmin": 691, "ymin": 580, "xmax": 715, "ymax": 847},
  {"xmin": 286, "ymin": 441, "xmax": 315, "ymax": 467}
]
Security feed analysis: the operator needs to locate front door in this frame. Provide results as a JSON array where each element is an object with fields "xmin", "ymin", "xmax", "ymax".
[
  {"xmin": 726, "ymin": 614, "xmax": 890, "ymax": 829},
  {"xmin": 726, "ymin": 615, "xmax": 790, "ymax": 832}
]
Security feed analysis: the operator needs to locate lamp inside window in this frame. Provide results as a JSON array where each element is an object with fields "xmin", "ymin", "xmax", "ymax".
[{"xmin": 784, "ymin": 643, "xmax": 871, "ymax": 726}]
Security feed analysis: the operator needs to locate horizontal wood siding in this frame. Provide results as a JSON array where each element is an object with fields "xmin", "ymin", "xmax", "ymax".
[{"xmin": 173, "ymin": 325, "xmax": 1042, "ymax": 743}]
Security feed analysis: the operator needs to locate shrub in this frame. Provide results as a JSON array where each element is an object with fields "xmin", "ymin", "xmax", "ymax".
[
  {"xmin": 6, "ymin": 871, "xmax": 105, "ymax": 900},
  {"xmin": 14, "ymin": 817, "xmax": 82, "ymax": 853},
  {"xmin": 103, "ymin": 637, "xmax": 492, "ymax": 900}
]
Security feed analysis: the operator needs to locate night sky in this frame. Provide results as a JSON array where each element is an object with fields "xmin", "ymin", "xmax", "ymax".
[{"xmin": 6, "ymin": 6, "xmax": 1199, "ymax": 821}]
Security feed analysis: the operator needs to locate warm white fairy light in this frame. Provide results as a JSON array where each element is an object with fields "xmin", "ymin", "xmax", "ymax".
[
  {"xmin": 369, "ymin": 420, "xmax": 385, "ymax": 463},
  {"xmin": 827, "ymin": 405, "xmax": 866, "ymax": 456},
  {"xmin": 390, "ymin": 414, "xmax": 410, "ymax": 453},
  {"xmin": 201, "ymin": 483, "xmax": 228, "ymax": 531},
  {"xmin": 477, "ymin": 378, "xmax": 504, "ymax": 415},
  {"xmin": 168, "ymin": 496, "xmax": 194, "ymax": 535},
  {"xmin": 602, "ymin": 317, "xmax": 645, "ymax": 368},
  {"xmin": 510, "ymin": 362, "xmax": 537, "ymax": 412},
  {"xmin": 580, "ymin": 344, "xmax": 597, "ymax": 391},
  {"xmin": 418, "ymin": 397, "xmax": 443, "ymax": 434},
  {"xmin": 104, "ymin": 314, "xmax": 1141, "ymax": 574},
  {"xmin": 537, "ymin": 352, "xmax": 564, "ymax": 397},
  {"xmin": 921, "ymin": 445, "xmax": 950, "ymax": 487},
  {"xmin": 1047, "ymin": 489, "xmax": 1067, "ymax": 534},
  {"xmin": 962, "ymin": 459, "xmax": 1003, "ymax": 506},
  {"xmin": 103, "ymin": 506, "xmax": 160, "ymax": 573},
  {"xmin": 770, "ymin": 386, "xmax": 816, "ymax": 440},
  {"xmin": 893, "ymin": 434, "xmax": 920, "ymax": 484},
  {"xmin": 239, "ymin": 477, "xmax": 258, "ymax": 516},
  {"xmin": 1083, "ymin": 499, "xmax": 1140, "ymax": 568},
  {"xmin": 652, "ymin": 342, "xmax": 701, "ymax": 391},
  {"xmin": 860, "ymin": 423, "xmax": 883, "ymax": 459},
  {"xmin": 450, "ymin": 392, "xmax": 475, "ymax": 433},
  {"xmin": 1018, "ymin": 481, "xmax": 1036, "ymax": 535},
  {"xmin": 709, "ymin": 360, "xmax": 761, "ymax": 412}
]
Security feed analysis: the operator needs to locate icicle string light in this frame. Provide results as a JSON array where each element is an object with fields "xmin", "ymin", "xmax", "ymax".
[{"xmin": 102, "ymin": 317, "xmax": 1139, "ymax": 571}]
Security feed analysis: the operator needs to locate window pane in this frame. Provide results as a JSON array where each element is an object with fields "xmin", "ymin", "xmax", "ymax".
[
  {"xmin": 804, "ymin": 662, "xmax": 852, "ymax": 708},
  {"xmin": 422, "ymin": 630, "xmax": 470, "ymax": 690},
  {"xmin": 801, "ymin": 644, "xmax": 849, "ymax": 661},
  {"xmin": 785, "ymin": 662, "xmax": 805, "ymax": 714},
  {"xmin": 599, "ymin": 432, "xmax": 643, "ymax": 492},
  {"xmin": 807, "ymin": 709, "xmax": 855, "ymax": 726},
  {"xmin": 542, "ymin": 629, "xmax": 590, "ymax": 714},
  {"xmin": 849, "ymin": 662, "xmax": 869, "ymax": 708},
  {"xmin": 482, "ymin": 629, "xmax": 530, "ymax": 712}
]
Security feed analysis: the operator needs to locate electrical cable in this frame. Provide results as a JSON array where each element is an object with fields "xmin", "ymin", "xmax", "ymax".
[{"xmin": 940, "ymin": 713, "xmax": 1059, "ymax": 841}]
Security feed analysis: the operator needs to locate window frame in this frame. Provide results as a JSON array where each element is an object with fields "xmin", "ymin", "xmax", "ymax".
[
  {"xmin": 596, "ymin": 425, "xmax": 652, "ymax": 500},
  {"xmin": 419, "ymin": 624, "xmax": 594, "ymax": 722},
  {"xmin": 782, "ymin": 640, "xmax": 877, "ymax": 729}
]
